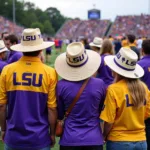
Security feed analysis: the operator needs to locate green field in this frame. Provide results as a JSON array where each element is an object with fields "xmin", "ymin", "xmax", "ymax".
[{"xmin": 0, "ymin": 45, "xmax": 106, "ymax": 150}]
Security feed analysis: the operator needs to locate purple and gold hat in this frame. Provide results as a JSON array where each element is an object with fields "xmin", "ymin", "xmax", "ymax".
[
  {"xmin": 55, "ymin": 42, "xmax": 101, "ymax": 81},
  {"xmin": 11, "ymin": 28, "xmax": 54, "ymax": 52},
  {"xmin": 104, "ymin": 47, "xmax": 144, "ymax": 78}
]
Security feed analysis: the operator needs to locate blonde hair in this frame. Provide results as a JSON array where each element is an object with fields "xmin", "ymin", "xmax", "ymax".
[
  {"xmin": 115, "ymin": 73, "xmax": 147, "ymax": 108},
  {"xmin": 125, "ymin": 78, "xmax": 147, "ymax": 108},
  {"xmin": 100, "ymin": 39, "xmax": 114, "ymax": 55}
]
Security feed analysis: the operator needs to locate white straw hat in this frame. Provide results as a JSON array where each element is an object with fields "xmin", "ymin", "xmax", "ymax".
[
  {"xmin": 104, "ymin": 47, "xmax": 144, "ymax": 78},
  {"xmin": 0, "ymin": 40, "xmax": 9, "ymax": 53},
  {"xmin": 89, "ymin": 37, "xmax": 103, "ymax": 48},
  {"xmin": 11, "ymin": 28, "xmax": 54, "ymax": 52},
  {"xmin": 55, "ymin": 42, "xmax": 101, "ymax": 81}
]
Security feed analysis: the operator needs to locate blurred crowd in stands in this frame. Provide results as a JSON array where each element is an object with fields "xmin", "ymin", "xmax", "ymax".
[
  {"xmin": 56, "ymin": 14, "xmax": 150, "ymax": 43},
  {"xmin": 0, "ymin": 16, "xmax": 24, "ymax": 37},
  {"xmin": 109, "ymin": 14, "xmax": 150, "ymax": 38},
  {"xmin": 56, "ymin": 19, "xmax": 110, "ymax": 42},
  {"xmin": 1, "ymin": 14, "xmax": 150, "ymax": 53}
]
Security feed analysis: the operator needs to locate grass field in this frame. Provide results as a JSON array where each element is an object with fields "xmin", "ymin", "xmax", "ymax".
[{"xmin": 0, "ymin": 45, "xmax": 106, "ymax": 150}]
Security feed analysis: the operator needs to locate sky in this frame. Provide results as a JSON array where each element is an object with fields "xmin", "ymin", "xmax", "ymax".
[{"xmin": 25, "ymin": 0, "xmax": 149, "ymax": 21}]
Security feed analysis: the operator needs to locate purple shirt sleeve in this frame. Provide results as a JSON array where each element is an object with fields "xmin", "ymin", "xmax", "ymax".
[{"xmin": 8, "ymin": 52, "xmax": 23, "ymax": 64}]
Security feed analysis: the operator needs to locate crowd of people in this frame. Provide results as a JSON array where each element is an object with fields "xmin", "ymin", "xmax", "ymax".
[
  {"xmin": 56, "ymin": 19, "xmax": 110, "ymax": 41},
  {"xmin": 56, "ymin": 14, "xmax": 150, "ymax": 43},
  {"xmin": 109, "ymin": 14, "xmax": 150, "ymax": 38},
  {"xmin": 56, "ymin": 19, "xmax": 82, "ymax": 39},
  {"xmin": 0, "ymin": 12, "xmax": 150, "ymax": 150},
  {"xmin": 135, "ymin": 14, "xmax": 150, "ymax": 37},
  {"xmin": 0, "ymin": 16, "xmax": 24, "ymax": 37},
  {"xmin": 0, "ymin": 27, "xmax": 150, "ymax": 150}
]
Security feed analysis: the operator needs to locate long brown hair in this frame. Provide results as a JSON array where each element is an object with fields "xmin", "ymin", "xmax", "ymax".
[
  {"xmin": 126, "ymin": 78, "xmax": 147, "ymax": 108},
  {"xmin": 100, "ymin": 39, "xmax": 114, "ymax": 55},
  {"xmin": 114, "ymin": 73, "xmax": 147, "ymax": 108}
]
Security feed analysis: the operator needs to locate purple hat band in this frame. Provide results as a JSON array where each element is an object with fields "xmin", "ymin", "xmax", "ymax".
[
  {"xmin": 114, "ymin": 58, "xmax": 135, "ymax": 71},
  {"xmin": 67, "ymin": 56, "xmax": 89, "ymax": 68}
]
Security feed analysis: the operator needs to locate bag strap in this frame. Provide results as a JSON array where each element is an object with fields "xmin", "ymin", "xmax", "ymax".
[{"xmin": 65, "ymin": 78, "xmax": 90, "ymax": 117}]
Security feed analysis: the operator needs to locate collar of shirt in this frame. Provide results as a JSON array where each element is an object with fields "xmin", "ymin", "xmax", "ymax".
[{"xmin": 20, "ymin": 56, "xmax": 41, "ymax": 62}]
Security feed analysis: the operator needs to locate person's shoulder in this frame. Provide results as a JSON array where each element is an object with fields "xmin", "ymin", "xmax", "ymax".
[
  {"xmin": 43, "ymin": 64, "xmax": 56, "ymax": 73},
  {"xmin": 14, "ymin": 52, "xmax": 23, "ymax": 57},
  {"xmin": 138, "ymin": 56, "xmax": 149, "ymax": 66},
  {"xmin": 57, "ymin": 79, "xmax": 67, "ymax": 85},
  {"xmin": 0, "ymin": 61, "xmax": 8, "ymax": 66},
  {"xmin": 108, "ymin": 80, "xmax": 126, "ymax": 91},
  {"xmin": 90, "ymin": 77, "xmax": 105, "ymax": 86},
  {"xmin": 57, "ymin": 79, "xmax": 70, "ymax": 90},
  {"xmin": 1, "ymin": 62, "xmax": 16, "ymax": 73}
]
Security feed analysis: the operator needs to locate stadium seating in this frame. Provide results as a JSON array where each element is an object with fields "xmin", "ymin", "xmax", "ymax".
[
  {"xmin": 55, "ymin": 19, "xmax": 110, "ymax": 41},
  {"xmin": 134, "ymin": 14, "xmax": 150, "ymax": 38},
  {"xmin": 1, "ymin": 14, "xmax": 150, "ymax": 40},
  {"xmin": 109, "ymin": 14, "xmax": 150, "ymax": 38},
  {"xmin": 0, "ymin": 16, "xmax": 24, "ymax": 37},
  {"xmin": 109, "ymin": 15, "xmax": 140, "ymax": 37},
  {"xmin": 56, "ymin": 19, "xmax": 82, "ymax": 39}
]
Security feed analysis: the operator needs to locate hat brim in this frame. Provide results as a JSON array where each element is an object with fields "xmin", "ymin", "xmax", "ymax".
[
  {"xmin": 10, "ymin": 42, "xmax": 54, "ymax": 52},
  {"xmin": 89, "ymin": 42, "xmax": 102, "ymax": 48},
  {"xmin": 104, "ymin": 55, "xmax": 144, "ymax": 79},
  {"xmin": 0, "ymin": 47, "xmax": 9, "ymax": 53},
  {"xmin": 55, "ymin": 50, "xmax": 101, "ymax": 81}
]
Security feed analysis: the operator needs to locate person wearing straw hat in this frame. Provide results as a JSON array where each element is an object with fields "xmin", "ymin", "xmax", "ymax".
[
  {"xmin": 0, "ymin": 28, "xmax": 57, "ymax": 150},
  {"xmin": 100, "ymin": 47, "xmax": 150, "ymax": 150},
  {"xmin": 55, "ymin": 42, "xmax": 106, "ymax": 150},
  {"xmin": 0, "ymin": 40, "xmax": 8, "ymax": 74},
  {"xmin": 97, "ymin": 39, "xmax": 114, "ymax": 87},
  {"xmin": 90, "ymin": 37, "xmax": 103, "ymax": 53}
]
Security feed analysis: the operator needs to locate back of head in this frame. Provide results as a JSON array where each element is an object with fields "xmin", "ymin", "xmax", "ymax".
[
  {"xmin": 81, "ymin": 38, "xmax": 88, "ymax": 45},
  {"xmin": 127, "ymin": 34, "xmax": 136, "ymax": 44},
  {"xmin": 5, "ymin": 34, "xmax": 18, "ymax": 44},
  {"xmin": 100, "ymin": 39, "xmax": 114, "ymax": 55},
  {"xmin": 142, "ymin": 39, "xmax": 150, "ymax": 55},
  {"xmin": 23, "ymin": 51, "xmax": 41, "ymax": 57},
  {"xmin": 105, "ymin": 47, "xmax": 146, "ymax": 108}
]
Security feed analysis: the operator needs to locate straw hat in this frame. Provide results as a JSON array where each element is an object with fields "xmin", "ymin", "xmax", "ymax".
[
  {"xmin": 0, "ymin": 40, "xmax": 9, "ymax": 53},
  {"xmin": 89, "ymin": 37, "xmax": 103, "ymax": 48},
  {"xmin": 55, "ymin": 42, "xmax": 101, "ymax": 81},
  {"xmin": 11, "ymin": 28, "xmax": 54, "ymax": 52},
  {"xmin": 104, "ymin": 47, "xmax": 144, "ymax": 78}
]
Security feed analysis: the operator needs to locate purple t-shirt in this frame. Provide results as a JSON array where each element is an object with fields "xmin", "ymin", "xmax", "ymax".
[
  {"xmin": 138, "ymin": 55, "xmax": 150, "ymax": 89},
  {"xmin": 7, "ymin": 51, "xmax": 23, "ymax": 64},
  {"xmin": 57, "ymin": 77, "xmax": 106, "ymax": 146},
  {"xmin": 0, "ymin": 59, "xmax": 7, "ymax": 73},
  {"xmin": 97, "ymin": 54, "xmax": 114, "ymax": 86}
]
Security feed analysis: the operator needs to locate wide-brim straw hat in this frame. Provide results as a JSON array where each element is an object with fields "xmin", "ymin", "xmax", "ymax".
[
  {"xmin": 11, "ymin": 28, "xmax": 54, "ymax": 52},
  {"xmin": 89, "ymin": 37, "xmax": 103, "ymax": 48},
  {"xmin": 104, "ymin": 47, "xmax": 144, "ymax": 78},
  {"xmin": 55, "ymin": 42, "xmax": 101, "ymax": 81},
  {"xmin": 0, "ymin": 40, "xmax": 9, "ymax": 53}
]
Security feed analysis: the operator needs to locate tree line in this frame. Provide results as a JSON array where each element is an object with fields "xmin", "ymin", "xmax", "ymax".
[{"xmin": 0, "ymin": 0, "xmax": 69, "ymax": 36}]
